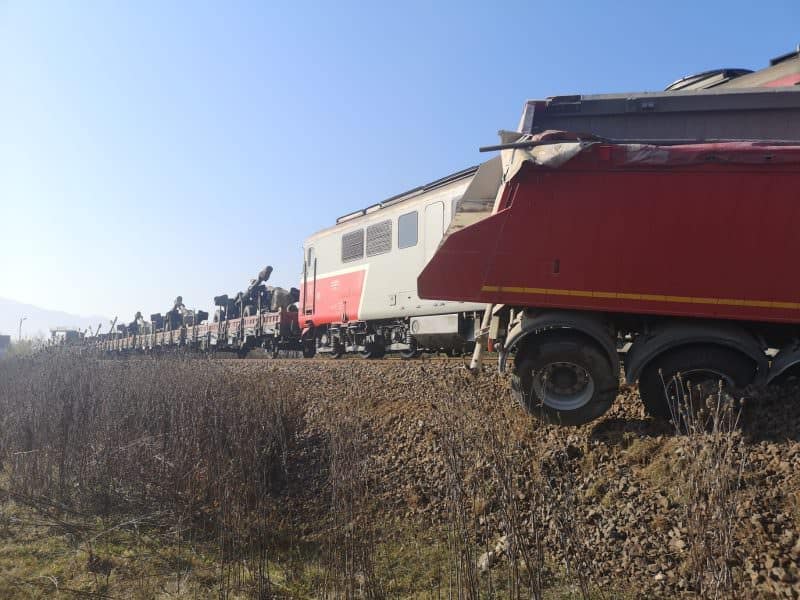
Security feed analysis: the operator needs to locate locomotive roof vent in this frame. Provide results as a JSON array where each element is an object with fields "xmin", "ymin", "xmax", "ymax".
[
  {"xmin": 336, "ymin": 209, "xmax": 367, "ymax": 224},
  {"xmin": 334, "ymin": 165, "xmax": 478, "ymax": 225},
  {"xmin": 664, "ymin": 68, "xmax": 752, "ymax": 91}
]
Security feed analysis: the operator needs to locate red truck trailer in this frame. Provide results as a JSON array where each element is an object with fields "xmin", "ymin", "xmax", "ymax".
[{"xmin": 418, "ymin": 51, "xmax": 800, "ymax": 425}]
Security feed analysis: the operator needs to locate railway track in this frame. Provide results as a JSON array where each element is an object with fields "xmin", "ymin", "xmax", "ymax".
[
  {"xmin": 192, "ymin": 353, "xmax": 481, "ymax": 364},
  {"xmin": 90, "ymin": 347, "xmax": 491, "ymax": 365}
]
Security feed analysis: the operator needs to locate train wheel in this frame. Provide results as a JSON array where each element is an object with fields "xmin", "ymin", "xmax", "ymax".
[
  {"xmin": 638, "ymin": 345, "xmax": 755, "ymax": 423},
  {"xmin": 399, "ymin": 338, "xmax": 419, "ymax": 360},
  {"xmin": 331, "ymin": 344, "xmax": 344, "ymax": 359},
  {"xmin": 360, "ymin": 344, "xmax": 386, "ymax": 359},
  {"xmin": 302, "ymin": 341, "xmax": 316, "ymax": 359},
  {"xmin": 511, "ymin": 332, "xmax": 617, "ymax": 426}
]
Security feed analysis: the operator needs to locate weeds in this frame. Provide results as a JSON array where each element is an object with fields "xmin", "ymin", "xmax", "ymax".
[
  {"xmin": 322, "ymin": 405, "xmax": 384, "ymax": 599},
  {"xmin": 661, "ymin": 375, "xmax": 749, "ymax": 598},
  {"xmin": 0, "ymin": 351, "xmax": 767, "ymax": 599},
  {"xmin": 434, "ymin": 373, "xmax": 597, "ymax": 600},
  {"xmin": 0, "ymin": 351, "xmax": 304, "ymax": 597}
]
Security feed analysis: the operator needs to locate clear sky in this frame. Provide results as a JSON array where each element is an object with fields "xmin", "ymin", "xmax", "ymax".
[{"xmin": 1, "ymin": 1, "xmax": 798, "ymax": 320}]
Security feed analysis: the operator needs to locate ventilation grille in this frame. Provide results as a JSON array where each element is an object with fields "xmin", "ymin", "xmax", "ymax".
[
  {"xmin": 366, "ymin": 220, "xmax": 392, "ymax": 257},
  {"xmin": 341, "ymin": 230, "xmax": 364, "ymax": 262}
]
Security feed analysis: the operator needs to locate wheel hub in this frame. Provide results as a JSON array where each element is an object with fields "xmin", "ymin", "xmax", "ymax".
[{"xmin": 532, "ymin": 361, "xmax": 595, "ymax": 411}]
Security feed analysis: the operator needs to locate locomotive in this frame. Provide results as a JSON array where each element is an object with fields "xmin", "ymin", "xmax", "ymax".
[{"xmin": 298, "ymin": 167, "xmax": 489, "ymax": 358}]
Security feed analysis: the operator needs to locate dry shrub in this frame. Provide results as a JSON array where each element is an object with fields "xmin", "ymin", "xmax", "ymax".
[
  {"xmin": 0, "ymin": 350, "xmax": 304, "ymax": 597},
  {"xmin": 321, "ymin": 404, "xmax": 385, "ymax": 599},
  {"xmin": 433, "ymin": 371, "xmax": 595, "ymax": 600},
  {"xmin": 662, "ymin": 375, "xmax": 749, "ymax": 598},
  {"xmin": 437, "ymin": 391, "xmax": 482, "ymax": 599}
]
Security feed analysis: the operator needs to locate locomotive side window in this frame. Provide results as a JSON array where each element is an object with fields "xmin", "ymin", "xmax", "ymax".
[
  {"xmin": 398, "ymin": 211, "xmax": 418, "ymax": 249},
  {"xmin": 341, "ymin": 229, "xmax": 365, "ymax": 262},
  {"xmin": 366, "ymin": 220, "xmax": 392, "ymax": 257}
]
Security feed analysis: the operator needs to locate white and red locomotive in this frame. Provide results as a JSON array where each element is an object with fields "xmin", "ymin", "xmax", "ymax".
[{"xmin": 298, "ymin": 167, "xmax": 490, "ymax": 358}]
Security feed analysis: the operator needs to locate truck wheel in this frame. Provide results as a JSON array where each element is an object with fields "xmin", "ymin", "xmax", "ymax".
[
  {"xmin": 638, "ymin": 345, "xmax": 755, "ymax": 422},
  {"xmin": 302, "ymin": 341, "xmax": 316, "ymax": 359},
  {"xmin": 511, "ymin": 333, "xmax": 617, "ymax": 426}
]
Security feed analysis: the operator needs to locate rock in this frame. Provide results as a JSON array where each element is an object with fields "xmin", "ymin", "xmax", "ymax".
[
  {"xmin": 477, "ymin": 551, "xmax": 495, "ymax": 574},
  {"xmin": 668, "ymin": 538, "xmax": 686, "ymax": 552},
  {"xmin": 494, "ymin": 535, "xmax": 509, "ymax": 555}
]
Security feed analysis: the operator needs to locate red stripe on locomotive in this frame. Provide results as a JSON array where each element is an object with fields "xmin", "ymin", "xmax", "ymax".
[{"xmin": 301, "ymin": 268, "xmax": 367, "ymax": 325}]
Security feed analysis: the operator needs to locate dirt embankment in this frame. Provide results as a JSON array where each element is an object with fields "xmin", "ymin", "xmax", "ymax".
[
  {"xmin": 1, "ymin": 354, "xmax": 799, "ymax": 598},
  {"xmin": 230, "ymin": 357, "xmax": 800, "ymax": 598}
]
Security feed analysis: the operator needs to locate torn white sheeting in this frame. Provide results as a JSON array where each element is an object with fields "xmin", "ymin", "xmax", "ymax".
[{"xmin": 500, "ymin": 137, "xmax": 591, "ymax": 184}]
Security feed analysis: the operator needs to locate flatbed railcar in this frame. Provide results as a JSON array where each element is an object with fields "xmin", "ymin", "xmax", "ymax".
[
  {"xmin": 94, "ymin": 267, "xmax": 304, "ymax": 357},
  {"xmin": 98, "ymin": 308, "xmax": 302, "ymax": 357}
]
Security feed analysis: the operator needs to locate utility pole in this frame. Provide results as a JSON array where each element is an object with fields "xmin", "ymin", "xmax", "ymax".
[{"xmin": 18, "ymin": 317, "xmax": 27, "ymax": 341}]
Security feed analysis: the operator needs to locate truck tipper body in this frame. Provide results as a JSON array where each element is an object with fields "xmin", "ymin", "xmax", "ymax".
[{"xmin": 418, "ymin": 51, "xmax": 800, "ymax": 426}]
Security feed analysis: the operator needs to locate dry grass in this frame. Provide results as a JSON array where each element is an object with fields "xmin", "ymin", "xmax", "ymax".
[
  {"xmin": 0, "ymin": 351, "xmax": 774, "ymax": 599},
  {"xmin": 662, "ymin": 378, "xmax": 749, "ymax": 598},
  {"xmin": 431, "ymin": 374, "xmax": 603, "ymax": 600},
  {"xmin": 0, "ymin": 351, "xmax": 306, "ymax": 598}
]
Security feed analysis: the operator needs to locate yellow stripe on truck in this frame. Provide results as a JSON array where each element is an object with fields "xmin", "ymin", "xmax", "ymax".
[{"xmin": 480, "ymin": 285, "xmax": 800, "ymax": 310}]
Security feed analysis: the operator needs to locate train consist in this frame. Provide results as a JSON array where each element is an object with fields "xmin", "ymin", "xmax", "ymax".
[
  {"xmin": 91, "ymin": 161, "xmax": 491, "ymax": 359},
  {"xmin": 82, "ymin": 49, "xmax": 800, "ymax": 426}
]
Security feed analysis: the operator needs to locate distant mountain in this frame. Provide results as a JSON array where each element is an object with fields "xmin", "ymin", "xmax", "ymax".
[{"xmin": 0, "ymin": 297, "xmax": 109, "ymax": 340}]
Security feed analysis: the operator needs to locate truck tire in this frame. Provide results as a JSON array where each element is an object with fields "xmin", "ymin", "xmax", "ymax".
[
  {"xmin": 511, "ymin": 333, "xmax": 618, "ymax": 426},
  {"xmin": 638, "ymin": 345, "xmax": 755, "ymax": 422}
]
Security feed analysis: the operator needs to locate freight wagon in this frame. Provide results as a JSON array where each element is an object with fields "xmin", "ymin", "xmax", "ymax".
[{"xmin": 96, "ymin": 267, "xmax": 304, "ymax": 357}]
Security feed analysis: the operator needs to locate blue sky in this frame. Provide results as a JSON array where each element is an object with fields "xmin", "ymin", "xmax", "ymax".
[{"xmin": 1, "ymin": 1, "xmax": 798, "ymax": 320}]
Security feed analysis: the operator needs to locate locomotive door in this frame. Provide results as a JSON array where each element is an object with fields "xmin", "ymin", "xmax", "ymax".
[
  {"xmin": 424, "ymin": 201, "xmax": 445, "ymax": 263},
  {"xmin": 396, "ymin": 203, "xmax": 445, "ymax": 314}
]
